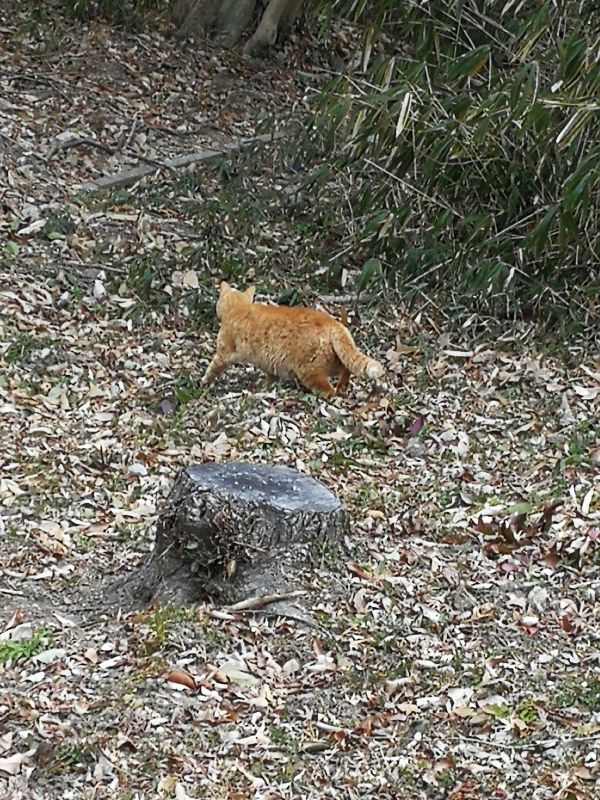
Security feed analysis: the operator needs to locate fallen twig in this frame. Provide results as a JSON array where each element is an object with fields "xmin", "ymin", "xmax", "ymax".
[
  {"xmin": 454, "ymin": 732, "xmax": 600, "ymax": 752},
  {"xmin": 223, "ymin": 590, "xmax": 305, "ymax": 612},
  {"xmin": 46, "ymin": 136, "xmax": 117, "ymax": 161},
  {"xmin": 77, "ymin": 131, "xmax": 283, "ymax": 193},
  {"xmin": 317, "ymin": 293, "xmax": 379, "ymax": 305}
]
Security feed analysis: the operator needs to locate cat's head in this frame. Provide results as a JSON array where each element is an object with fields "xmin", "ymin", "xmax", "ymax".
[{"xmin": 216, "ymin": 281, "xmax": 255, "ymax": 319}]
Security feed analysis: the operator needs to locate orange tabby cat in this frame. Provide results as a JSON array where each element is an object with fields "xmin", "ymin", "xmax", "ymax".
[{"xmin": 202, "ymin": 281, "xmax": 384, "ymax": 397}]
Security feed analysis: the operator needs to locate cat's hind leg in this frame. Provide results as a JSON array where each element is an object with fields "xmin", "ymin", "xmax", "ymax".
[{"xmin": 296, "ymin": 366, "xmax": 336, "ymax": 398}]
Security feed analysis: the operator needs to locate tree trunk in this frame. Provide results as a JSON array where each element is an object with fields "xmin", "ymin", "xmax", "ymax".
[
  {"xmin": 103, "ymin": 462, "xmax": 347, "ymax": 608},
  {"xmin": 174, "ymin": 0, "xmax": 305, "ymax": 54},
  {"xmin": 245, "ymin": 0, "xmax": 304, "ymax": 54}
]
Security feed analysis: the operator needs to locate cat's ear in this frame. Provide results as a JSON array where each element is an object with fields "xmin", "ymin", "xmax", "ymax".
[
  {"xmin": 219, "ymin": 281, "xmax": 230, "ymax": 295},
  {"xmin": 244, "ymin": 286, "xmax": 256, "ymax": 302}
]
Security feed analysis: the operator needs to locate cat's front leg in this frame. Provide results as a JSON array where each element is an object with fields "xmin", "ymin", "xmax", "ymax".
[
  {"xmin": 202, "ymin": 352, "xmax": 232, "ymax": 384},
  {"xmin": 203, "ymin": 331, "xmax": 233, "ymax": 386}
]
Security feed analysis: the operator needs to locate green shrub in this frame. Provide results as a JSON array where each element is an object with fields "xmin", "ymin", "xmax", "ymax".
[{"xmin": 309, "ymin": 0, "xmax": 600, "ymax": 319}]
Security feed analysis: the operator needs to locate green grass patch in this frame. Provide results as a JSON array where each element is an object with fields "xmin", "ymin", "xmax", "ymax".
[
  {"xmin": 556, "ymin": 676, "xmax": 600, "ymax": 711},
  {"xmin": 0, "ymin": 628, "xmax": 52, "ymax": 665}
]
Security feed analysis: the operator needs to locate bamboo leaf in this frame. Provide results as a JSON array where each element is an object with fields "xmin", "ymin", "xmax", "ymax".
[
  {"xmin": 448, "ymin": 45, "xmax": 491, "ymax": 81},
  {"xmin": 362, "ymin": 26, "xmax": 374, "ymax": 72},
  {"xmin": 564, "ymin": 174, "xmax": 591, "ymax": 213},
  {"xmin": 395, "ymin": 92, "xmax": 412, "ymax": 137},
  {"xmin": 356, "ymin": 258, "xmax": 382, "ymax": 293},
  {"xmin": 556, "ymin": 109, "xmax": 594, "ymax": 148},
  {"xmin": 527, "ymin": 205, "xmax": 557, "ymax": 256},
  {"xmin": 561, "ymin": 37, "xmax": 587, "ymax": 83}
]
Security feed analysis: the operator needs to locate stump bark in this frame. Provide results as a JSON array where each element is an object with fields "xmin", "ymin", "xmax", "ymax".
[{"xmin": 105, "ymin": 462, "xmax": 347, "ymax": 608}]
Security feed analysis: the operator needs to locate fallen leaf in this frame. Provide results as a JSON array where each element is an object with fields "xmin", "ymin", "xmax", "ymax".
[
  {"xmin": 408, "ymin": 414, "xmax": 425, "ymax": 437},
  {"xmin": 214, "ymin": 662, "xmax": 259, "ymax": 686},
  {"xmin": 0, "ymin": 752, "xmax": 30, "ymax": 776},
  {"xmin": 580, "ymin": 487, "xmax": 594, "ymax": 516},
  {"xmin": 163, "ymin": 669, "xmax": 198, "ymax": 692},
  {"xmin": 572, "ymin": 384, "xmax": 599, "ymax": 400},
  {"xmin": 182, "ymin": 269, "xmax": 199, "ymax": 289}
]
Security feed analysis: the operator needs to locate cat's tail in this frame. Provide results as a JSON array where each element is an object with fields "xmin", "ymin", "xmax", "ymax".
[{"xmin": 331, "ymin": 327, "xmax": 384, "ymax": 380}]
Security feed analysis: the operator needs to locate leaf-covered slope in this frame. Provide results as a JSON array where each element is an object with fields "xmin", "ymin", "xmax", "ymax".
[{"xmin": 1, "ymin": 6, "xmax": 600, "ymax": 800}]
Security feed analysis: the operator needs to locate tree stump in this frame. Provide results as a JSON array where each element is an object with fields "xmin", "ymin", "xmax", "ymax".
[{"xmin": 104, "ymin": 463, "xmax": 347, "ymax": 609}]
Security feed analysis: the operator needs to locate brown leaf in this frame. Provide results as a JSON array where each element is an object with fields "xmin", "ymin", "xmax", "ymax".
[
  {"xmin": 401, "ymin": 516, "xmax": 427, "ymax": 535},
  {"xmin": 32, "ymin": 742, "xmax": 55, "ymax": 768},
  {"xmin": 559, "ymin": 614, "xmax": 575, "ymax": 633},
  {"xmin": 355, "ymin": 400, "xmax": 383, "ymax": 416},
  {"xmin": 511, "ymin": 513, "xmax": 528, "ymax": 533},
  {"xmin": 347, "ymin": 562, "xmax": 374, "ymax": 581},
  {"xmin": 485, "ymin": 539, "xmax": 515, "ymax": 556},
  {"xmin": 539, "ymin": 498, "xmax": 564, "ymax": 532},
  {"xmin": 355, "ymin": 712, "xmax": 390, "ymax": 736},
  {"xmin": 163, "ymin": 669, "xmax": 198, "ymax": 692},
  {"xmin": 474, "ymin": 516, "xmax": 495, "ymax": 536},
  {"xmin": 542, "ymin": 546, "xmax": 560, "ymax": 568},
  {"xmin": 571, "ymin": 765, "xmax": 594, "ymax": 781},
  {"xmin": 2, "ymin": 608, "xmax": 24, "ymax": 635},
  {"xmin": 447, "ymin": 780, "xmax": 479, "ymax": 799},
  {"xmin": 442, "ymin": 533, "xmax": 470, "ymax": 544},
  {"xmin": 312, "ymin": 639, "xmax": 325, "ymax": 657},
  {"xmin": 558, "ymin": 612, "xmax": 583, "ymax": 636}
]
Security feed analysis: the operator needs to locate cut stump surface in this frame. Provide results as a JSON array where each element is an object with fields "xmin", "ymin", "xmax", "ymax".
[{"xmin": 104, "ymin": 462, "xmax": 347, "ymax": 609}]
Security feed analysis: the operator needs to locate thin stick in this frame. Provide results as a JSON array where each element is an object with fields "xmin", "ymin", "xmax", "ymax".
[
  {"xmin": 223, "ymin": 590, "xmax": 305, "ymax": 612},
  {"xmin": 46, "ymin": 136, "xmax": 117, "ymax": 161}
]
